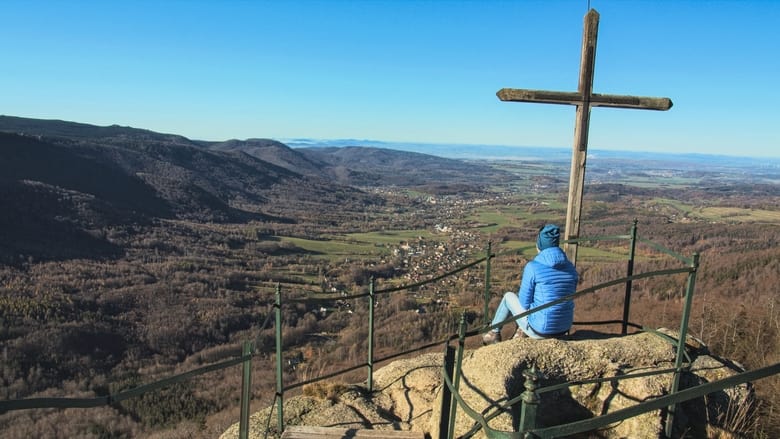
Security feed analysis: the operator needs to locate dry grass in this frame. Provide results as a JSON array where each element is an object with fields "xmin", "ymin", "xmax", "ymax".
[
  {"xmin": 302, "ymin": 381, "xmax": 350, "ymax": 402},
  {"xmin": 714, "ymin": 395, "xmax": 760, "ymax": 438}
]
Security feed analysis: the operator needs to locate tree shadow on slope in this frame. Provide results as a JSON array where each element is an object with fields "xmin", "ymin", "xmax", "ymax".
[{"xmin": 0, "ymin": 180, "xmax": 124, "ymax": 266}]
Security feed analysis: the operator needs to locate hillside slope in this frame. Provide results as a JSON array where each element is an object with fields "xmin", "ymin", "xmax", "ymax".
[
  {"xmin": 298, "ymin": 145, "xmax": 507, "ymax": 188},
  {"xmin": 198, "ymin": 137, "xmax": 511, "ymax": 189},
  {"xmin": 0, "ymin": 115, "xmax": 511, "ymax": 263},
  {"xmin": 0, "ymin": 117, "xmax": 384, "ymax": 263},
  {"xmin": 205, "ymin": 138, "xmax": 326, "ymax": 177}
]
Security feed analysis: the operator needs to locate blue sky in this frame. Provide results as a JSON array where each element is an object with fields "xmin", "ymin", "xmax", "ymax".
[{"xmin": 3, "ymin": 0, "xmax": 779, "ymax": 157}]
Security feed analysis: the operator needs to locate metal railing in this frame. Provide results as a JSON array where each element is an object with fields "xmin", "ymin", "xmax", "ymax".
[
  {"xmin": 437, "ymin": 223, "xmax": 778, "ymax": 438},
  {"xmin": 263, "ymin": 220, "xmax": 721, "ymax": 437},
  {"xmin": 440, "ymin": 356, "xmax": 780, "ymax": 439},
  {"xmin": 1, "ymin": 221, "xmax": 776, "ymax": 439}
]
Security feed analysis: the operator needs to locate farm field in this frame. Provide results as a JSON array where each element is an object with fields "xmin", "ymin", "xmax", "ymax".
[
  {"xmin": 277, "ymin": 236, "xmax": 390, "ymax": 260},
  {"xmin": 695, "ymin": 206, "xmax": 780, "ymax": 223}
]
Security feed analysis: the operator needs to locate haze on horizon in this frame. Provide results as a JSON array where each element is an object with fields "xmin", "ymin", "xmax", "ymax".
[{"xmin": 2, "ymin": 0, "xmax": 778, "ymax": 158}]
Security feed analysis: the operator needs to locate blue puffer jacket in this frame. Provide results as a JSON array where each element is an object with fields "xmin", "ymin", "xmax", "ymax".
[{"xmin": 519, "ymin": 247, "xmax": 578, "ymax": 335}]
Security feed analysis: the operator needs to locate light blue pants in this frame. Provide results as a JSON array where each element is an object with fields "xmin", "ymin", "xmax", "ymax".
[{"xmin": 490, "ymin": 292, "xmax": 545, "ymax": 339}]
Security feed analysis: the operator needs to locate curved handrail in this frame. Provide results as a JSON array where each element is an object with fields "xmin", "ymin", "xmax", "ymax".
[
  {"xmin": 442, "ymin": 355, "xmax": 780, "ymax": 439},
  {"xmin": 483, "ymin": 266, "xmax": 693, "ymax": 335},
  {"xmin": 284, "ymin": 255, "xmax": 491, "ymax": 302},
  {"xmin": 0, "ymin": 353, "xmax": 251, "ymax": 413}
]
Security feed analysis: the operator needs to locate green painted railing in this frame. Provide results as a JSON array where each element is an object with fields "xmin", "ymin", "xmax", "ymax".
[
  {"xmin": 441, "ymin": 357, "xmax": 780, "ymax": 439},
  {"xmin": 0, "ymin": 352, "xmax": 257, "ymax": 436},
  {"xmin": 266, "ymin": 221, "xmax": 712, "ymax": 437},
  {"xmin": 438, "ymin": 224, "xmax": 777, "ymax": 439},
  {"xmin": 1, "ymin": 221, "xmax": 775, "ymax": 439}
]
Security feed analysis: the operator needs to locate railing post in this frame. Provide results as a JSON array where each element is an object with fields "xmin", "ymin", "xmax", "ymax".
[
  {"xmin": 438, "ymin": 344, "xmax": 456, "ymax": 439},
  {"xmin": 238, "ymin": 340, "xmax": 253, "ymax": 439},
  {"xmin": 483, "ymin": 241, "xmax": 492, "ymax": 325},
  {"xmin": 446, "ymin": 313, "xmax": 468, "ymax": 439},
  {"xmin": 519, "ymin": 366, "xmax": 540, "ymax": 435},
  {"xmin": 621, "ymin": 219, "xmax": 638, "ymax": 335},
  {"xmin": 665, "ymin": 252, "xmax": 700, "ymax": 438},
  {"xmin": 274, "ymin": 283, "xmax": 284, "ymax": 433},
  {"xmin": 367, "ymin": 276, "xmax": 375, "ymax": 392}
]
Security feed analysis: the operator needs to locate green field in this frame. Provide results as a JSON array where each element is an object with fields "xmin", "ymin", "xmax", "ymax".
[
  {"xmin": 279, "ymin": 236, "xmax": 386, "ymax": 259},
  {"xmin": 650, "ymin": 198, "xmax": 780, "ymax": 224},
  {"xmin": 492, "ymin": 241, "xmax": 538, "ymax": 258},
  {"xmin": 619, "ymin": 175, "xmax": 701, "ymax": 188},
  {"xmin": 346, "ymin": 230, "xmax": 434, "ymax": 244},
  {"xmin": 466, "ymin": 203, "xmax": 565, "ymax": 234},
  {"xmin": 277, "ymin": 229, "xmax": 435, "ymax": 262},
  {"xmin": 696, "ymin": 206, "xmax": 780, "ymax": 224}
]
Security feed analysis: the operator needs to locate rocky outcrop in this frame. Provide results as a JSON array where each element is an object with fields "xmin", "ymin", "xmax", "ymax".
[{"xmin": 221, "ymin": 329, "xmax": 751, "ymax": 439}]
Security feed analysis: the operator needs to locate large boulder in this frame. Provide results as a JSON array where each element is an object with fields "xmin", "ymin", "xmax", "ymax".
[{"xmin": 221, "ymin": 330, "xmax": 751, "ymax": 439}]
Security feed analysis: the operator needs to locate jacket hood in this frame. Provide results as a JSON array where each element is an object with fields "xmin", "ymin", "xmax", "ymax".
[{"xmin": 535, "ymin": 247, "xmax": 570, "ymax": 268}]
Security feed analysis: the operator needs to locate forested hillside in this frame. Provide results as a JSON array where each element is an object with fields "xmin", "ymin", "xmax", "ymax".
[{"xmin": 0, "ymin": 116, "xmax": 778, "ymax": 438}]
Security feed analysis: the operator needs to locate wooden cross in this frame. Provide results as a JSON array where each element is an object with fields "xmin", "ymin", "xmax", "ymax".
[{"xmin": 497, "ymin": 9, "xmax": 672, "ymax": 264}]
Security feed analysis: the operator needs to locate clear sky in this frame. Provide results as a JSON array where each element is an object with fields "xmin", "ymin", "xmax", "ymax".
[{"xmin": 3, "ymin": 0, "xmax": 779, "ymax": 157}]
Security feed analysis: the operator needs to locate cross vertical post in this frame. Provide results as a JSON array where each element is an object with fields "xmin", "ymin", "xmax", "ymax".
[
  {"xmin": 565, "ymin": 9, "xmax": 599, "ymax": 264},
  {"xmin": 497, "ymin": 8, "xmax": 672, "ymax": 265}
]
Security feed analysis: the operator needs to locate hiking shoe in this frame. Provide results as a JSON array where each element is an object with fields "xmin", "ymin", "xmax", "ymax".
[
  {"xmin": 512, "ymin": 328, "xmax": 528, "ymax": 339},
  {"xmin": 482, "ymin": 331, "xmax": 502, "ymax": 345}
]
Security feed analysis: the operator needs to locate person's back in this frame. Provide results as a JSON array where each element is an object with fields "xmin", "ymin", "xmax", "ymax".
[
  {"xmin": 521, "ymin": 246, "xmax": 578, "ymax": 336},
  {"xmin": 483, "ymin": 223, "xmax": 579, "ymax": 345}
]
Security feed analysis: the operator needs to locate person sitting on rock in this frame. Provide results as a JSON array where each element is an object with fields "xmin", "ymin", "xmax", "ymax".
[{"xmin": 483, "ymin": 224, "xmax": 578, "ymax": 344}]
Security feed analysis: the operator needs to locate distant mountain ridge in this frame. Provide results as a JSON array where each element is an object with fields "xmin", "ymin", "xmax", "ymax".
[
  {"xmin": 0, "ymin": 115, "xmax": 509, "ymax": 263},
  {"xmin": 0, "ymin": 117, "xmax": 350, "ymax": 262},
  {"xmin": 0, "ymin": 115, "xmax": 193, "ymax": 146},
  {"xmin": 297, "ymin": 145, "xmax": 503, "ymax": 187},
  {"xmin": 284, "ymin": 137, "xmax": 780, "ymax": 168},
  {"xmin": 197, "ymin": 138, "xmax": 509, "ymax": 187},
  {"xmin": 204, "ymin": 138, "xmax": 326, "ymax": 176}
]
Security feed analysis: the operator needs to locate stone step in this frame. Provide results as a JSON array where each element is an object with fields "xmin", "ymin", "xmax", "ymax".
[{"xmin": 280, "ymin": 425, "xmax": 425, "ymax": 439}]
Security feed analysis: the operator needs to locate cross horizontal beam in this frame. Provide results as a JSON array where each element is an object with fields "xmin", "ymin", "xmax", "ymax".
[{"xmin": 497, "ymin": 88, "xmax": 673, "ymax": 111}]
